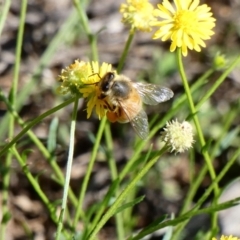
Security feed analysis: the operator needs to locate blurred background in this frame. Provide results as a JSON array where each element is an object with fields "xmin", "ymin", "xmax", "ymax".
[{"xmin": 1, "ymin": 0, "xmax": 240, "ymax": 239}]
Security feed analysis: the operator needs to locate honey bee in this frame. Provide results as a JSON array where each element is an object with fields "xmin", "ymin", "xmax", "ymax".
[{"xmin": 97, "ymin": 72, "xmax": 174, "ymax": 139}]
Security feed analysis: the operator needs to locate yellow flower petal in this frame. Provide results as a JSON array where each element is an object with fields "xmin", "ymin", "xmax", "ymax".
[
  {"xmin": 213, "ymin": 235, "xmax": 240, "ymax": 240},
  {"xmin": 57, "ymin": 60, "xmax": 90, "ymax": 95},
  {"xmin": 57, "ymin": 60, "xmax": 112, "ymax": 120},
  {"xmin": 120, "ymin": 0, "xmax": 157, "ymax": 32},
  {"xmin": 151, "ymin": 0, "xmax": 216, "ymax": 56},
  {"xmin": 79, "ymin": 62, "xmax": 112, "ymax": 119}
]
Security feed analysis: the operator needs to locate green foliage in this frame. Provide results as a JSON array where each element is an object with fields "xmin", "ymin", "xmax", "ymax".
[{"xmin": 1, "ymin": 0, "xmax": 240, "ymax": 240}]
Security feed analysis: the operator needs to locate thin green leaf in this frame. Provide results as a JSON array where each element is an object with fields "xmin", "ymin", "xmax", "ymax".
[
  {"xmin": 114, "ymin": 195, "xmax": 145, "ymax": 215},
  {"xmin": 130, "ymin": 197, "xmax": 240, "ymax": 240},
  {"xmin": 220, "ymin": 127, "xmax": 240, "ymax": 150},
  {"xmin": 47, "ymin": 117, "xmax": 59, "ymax": 154}
]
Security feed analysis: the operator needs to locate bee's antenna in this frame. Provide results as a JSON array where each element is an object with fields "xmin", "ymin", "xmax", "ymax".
[
  {"xmin": 88, "ymin": 72, "xmax": 102, "ymax": 80},
  {"xmin": 84, "ymin": 73, "xmax": 102, "ymax": 85}
]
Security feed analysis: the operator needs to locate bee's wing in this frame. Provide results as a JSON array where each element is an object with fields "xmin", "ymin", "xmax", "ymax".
[
  {"xmin": 130, "ymin": 109, "xmax": 149, "ymax": 139},
  {"xmin": 133, "ymin": 82, "xmax": 174, "ymax": 105},
  {"xmin": 118, "ymin": 100, "xmax": 149, "ymax": 139}
]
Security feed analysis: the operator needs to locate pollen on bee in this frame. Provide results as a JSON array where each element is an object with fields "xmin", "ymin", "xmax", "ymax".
[{"xmin": 106, "ymin": 111, "xmax": 118, "ymax": 122}]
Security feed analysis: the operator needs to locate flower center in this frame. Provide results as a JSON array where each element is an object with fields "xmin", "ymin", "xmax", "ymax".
[{"xmin": 174, "ymin": 10, "xmax": 197, "ymax": 31}]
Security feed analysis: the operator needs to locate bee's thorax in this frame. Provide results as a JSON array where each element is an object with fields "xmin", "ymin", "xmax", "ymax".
[
  {"xmin": 98, "ymin": 72, "xmax": 132, "ymax": 101},
  {"xmin": 111, "ymin": 80, "xmax": 131, "ymax": 99}
]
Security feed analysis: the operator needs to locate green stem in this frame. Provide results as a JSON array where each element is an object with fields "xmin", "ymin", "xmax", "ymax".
[
  {"xmin": 11, "ymin": 147, "xmax": 70, "ymax": 239},
  {"xmin": 194, "ymin": 146, "xmax": 240, "ymax": 211},
  {"xmin": 176, "ymin": 48, "xmax": 218, "ymax": 189},
  {"xmin": 0, "ymin": 91, "xmax": 78, "ymax": 207},
  {"xmin": 119, "ymin": 68, "xmax": 214, "ymax": 182},
  {"xmin": 72, "ymin": 0, "xmax": 98, "ymax": 60},
  {"xmin": 0, "ymin": 97, "xmax": 75, "ymax": 157},
  {"xmin": 171, "ymin": 165, "xmax": 208, "ymax": 240},
  {"xmin": 88, "ymin": 146, "xmax": 167, "ymax": 240},
  {"xmin": 104, "ymin": 122, "xmax": 125, "ymax": 240},
  {"xmin": 0, "ymin": 0, "xmax": 11, "ymax": 37},
  {"xmin": 171, "ymin": 55, "xmax": 240, "ymax": 239},
  {"xmin": 1, "ymin": 1, "xmax": 27, "ymax": 239},
  {"xmin": 211, "ymin": 102, "xmax": 239, "ymax": 157},
  {"xmin": 105, "ymin": 122, "xmax": 118, "ymax": 180},
  {"xmin": 117, "ymin": 29, "xmax": 135, "ymax": 73},
  {"xmin": 11, "ymin": 0, "xmax": 27, "ymax": 103},
  {"xmin": 1, "ymin": 153, "xmax": 12, "ymax": 240},
  {"xmin": 176, "ymin": 48, "xmax": 219, "ymax": 232},
  {"xmin": 119, "ymin": 140, "xmax": 146, "ymax": 181},
  {"xmin": 132, "ymin": 142, "xmax": 240, "ymax": 240},
  {"xmin": 173, "ymin": 143, "xmax": 240, "ymax": 240},
  {"xmin": 129, "ymin": 197, "xmax": 240, "ymax": 240},
  {"xmin": 196, "ymin": 54, "xmax": 240, "ymax": 109},
  {"xmin": 172, "ymin": 100, "xmax": 240, "ymax": 240},
  {"xmin": 11, "ymin": 146, "xmax": 56, "ymax": 220},
  {"xmin": 55, "ymin": 97, "xmax": 79, "ymax": 239},
  {"xmin": 72, "ymin": 0, "xmax": 90, "ymax": 33},
  {"xmin": 73, "ymin": 116, "xmax": 107, "ymax": 227},
  {"xmin": 0, "ymin": 10, "xmax": 79, "ymax": 140}
]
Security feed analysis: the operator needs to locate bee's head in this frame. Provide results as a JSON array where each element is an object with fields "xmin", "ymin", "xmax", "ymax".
[{"xmin": 99, "ymin": 72, "xmax": 115, "ymax": 93}]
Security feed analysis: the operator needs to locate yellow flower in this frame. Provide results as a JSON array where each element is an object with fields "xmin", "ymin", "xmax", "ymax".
[
  {"xmin": 161, "ymin": 120, "xmax": 194, "ymax": 153},
  {"xmin": 79, "ymin": 62, "xmax": 113, "ymax": 119},
  {"xmin": 57, "ymin": 60, "xmax": 113, "ymax": 119},
  {"xmin": 57, "ymin": 60, "xmax": 90, "ymax": 95},
  {"xmin": 151, "ymin": 0, "xmax": 216, "ymax": 56},
  {"xmin": 120, "ymin": 0, "xmax": 157, "ymax": 32},
  {"xmin": 213, "ymin": 235, "xmax": 240, "ymax": 240}
]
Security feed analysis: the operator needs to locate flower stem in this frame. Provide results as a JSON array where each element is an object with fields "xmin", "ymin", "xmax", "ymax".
[
  {"xmin": 172, "ymin": 54, "xmax": 240, "ymax": 239},
  {"xmin": 0, "ymin": 91, "xmax": 78, "ymax": 206},
  {"xmin": 117, "ymin": 29, "xmax": 135, "ymax": 73},
  {"xmin": 0, "ymin": 97, "xmax": 75, "ymax": 158},
  {"xmin": 176, "ymin": 48, "xmax": 219, "ymax": 231},
  {"xmin": 104, "ymin": 122, "xmax": 125, "ymax": 240},
  {"xmin": 176, "ymin": 48, "xmax": 218, "ymax": 188},
  {"xmin": 119, "ymin": 68, "xmax": 214, "ymax": 183},
  {"xmin": 55, "ymin": 97, "xmax": 79, "ymax": 240},
  {"xmin": 73, "ymin": 0, "xmax": 98, "ymax": 61},
  {"xmin": 172, "ymin": 100, "xmax": 239, "ymax": 240},
  {"xmin": 0, "ymin": 10, "xmax": 79, "ymax": 140},
  {"xmin": 0, "ymin": 0, "xmax": 11, "ymax": 36},
  {"xmin": 173, "ymin": 142, "xmax": 240, "ymax": 240},
  {"xmin": 88, "ymin": 146, "xmax": 167, "ymax": 240},
  {"xmin": 73, "ymin": 116, "xmax": 107, "ymax": 227},
  {"xmin": 11, "ymin": 147, "xmax": 57, "ymax": 222},
  {"xmin": 1, "ymin": 0, "xmax": 27, "ymax": 239},
  {"xmin": 196, "ymin": 54, "xmax": 240, "ymax": 109}
]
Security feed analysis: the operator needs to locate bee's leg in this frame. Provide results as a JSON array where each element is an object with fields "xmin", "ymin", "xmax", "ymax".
[
  {"xmin": 98, "ymin": 93, "xmax": 107, "ymax": 99},
  {"xmin": 103, "ymin": 100, "xmax": 116, "ymax": 112}
]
